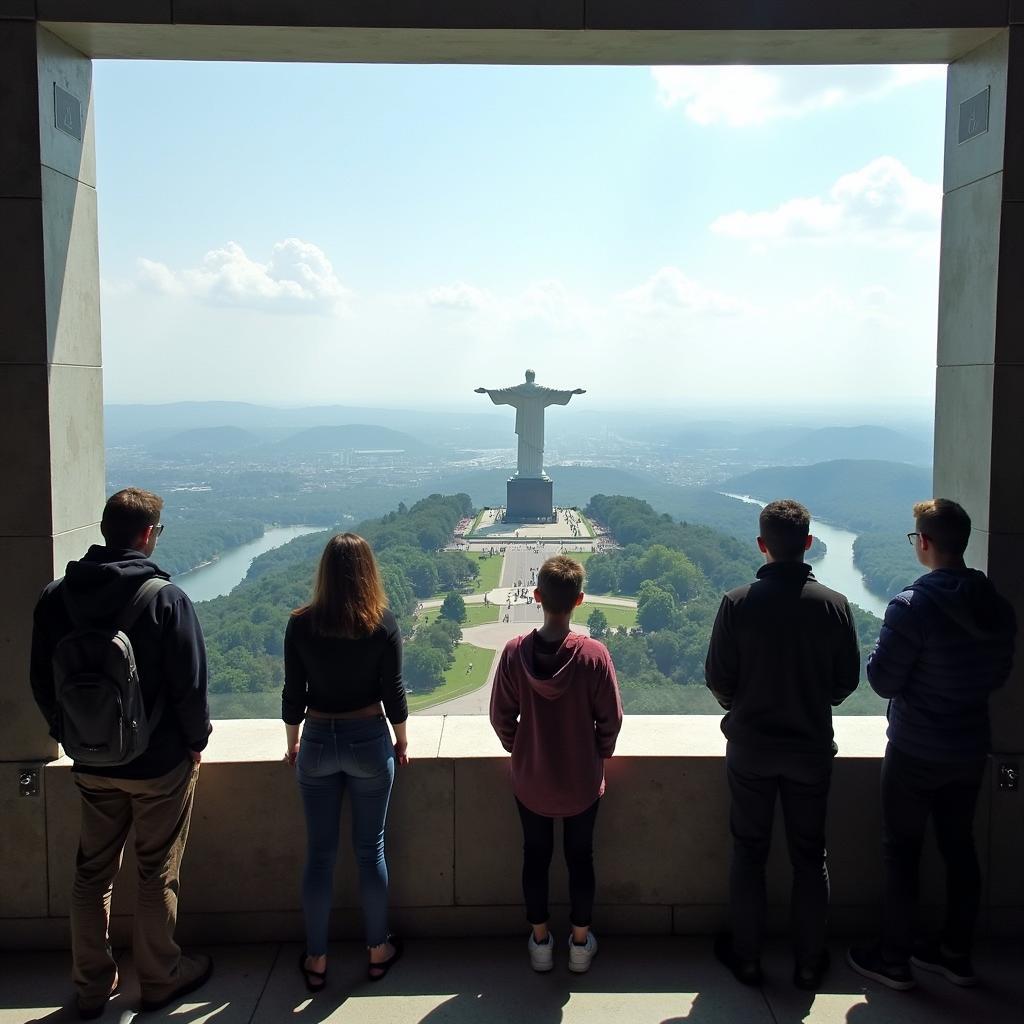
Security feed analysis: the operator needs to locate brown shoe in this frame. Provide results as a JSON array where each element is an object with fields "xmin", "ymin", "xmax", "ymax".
[{"xmin": 140, "ymin": 953, "xmax": 214, "ymax": 1012}]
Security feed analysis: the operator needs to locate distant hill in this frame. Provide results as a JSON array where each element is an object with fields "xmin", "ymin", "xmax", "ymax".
[
  {"xmin": 661, "ymin": 423, "xmax": 931, "ymax": 466},
  {"xmin": 104, "ymin": 401, "xmax": 507, "ymax": 448},
  {"xmin": 722, "ymin": 459, "xmax": 931, "ymax": 533},
  {"xmin": 774, "ymin": 425, "xmax": 931, "ymax": 466},
  {"xmin": 147, "ymin": 426, "xmax": 260, "ymax": 456},
  {"xmin": 271, "ymin": 424, "xmax": 432, "ymax": 454}
]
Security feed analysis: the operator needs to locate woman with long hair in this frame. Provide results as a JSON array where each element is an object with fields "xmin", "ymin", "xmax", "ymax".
[{"xmin": 282, "ymin": 533, "xmax": 409, "ymax": 990}]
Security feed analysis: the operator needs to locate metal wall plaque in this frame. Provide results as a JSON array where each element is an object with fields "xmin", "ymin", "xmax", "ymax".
[
  {"xmin": 54, "ymin": 83, "xmax": 82, "ymax": 141},
  {"xmin": 958, "ymin": 86, "xmax": 990, "ymax": 145}
]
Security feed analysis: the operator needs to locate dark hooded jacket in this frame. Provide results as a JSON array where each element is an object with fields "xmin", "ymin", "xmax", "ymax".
[
  {"xmin": 867, "ymin": 568, "xmax": 1016, "ymax": 761},
  {"xmin": 489, "ymin": 630, "xmax": 623, "ymax": 817},
  {"xmin": 704, "ymin": 562, "xmax": 861, "ymax": 755},
  {"xmin": 31, "ymin": 545, "xmax": 212, "ymax": 779}
]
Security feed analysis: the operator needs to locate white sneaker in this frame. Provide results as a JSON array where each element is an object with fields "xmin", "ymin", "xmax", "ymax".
[
  {"xmin": 528, "ymin": 932, "xmax": 554, "ymax": 973},
  {"xmin": 568, "ymin": 932, "xmax": 598, "ymax": 973}
]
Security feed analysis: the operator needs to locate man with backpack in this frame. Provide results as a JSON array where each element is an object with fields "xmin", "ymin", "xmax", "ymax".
[{"xmin": 30, "ymin": 488, "xmax": 213, "ymax": 1019}]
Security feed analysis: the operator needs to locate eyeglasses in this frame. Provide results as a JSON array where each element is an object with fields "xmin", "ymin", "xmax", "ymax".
[
  {"xmin": 154, "ymin": 524, "xmax": 165, "ymax": 538},
  {"xmin": 907, "ymin": 532, "xmax": 920, "ymax": 545}
]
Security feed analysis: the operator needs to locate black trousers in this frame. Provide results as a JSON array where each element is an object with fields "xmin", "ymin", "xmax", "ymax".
[
  {"xmin": 880, "ymin": 742, "xmax": 986, "ymax": 963},
  {"xmin": 726, "ymin": 742, "xmax": 833, "ymax": 966},
  {"xmin": 516, "ymin": 797, "xmax": 601, "ymax": 927}
]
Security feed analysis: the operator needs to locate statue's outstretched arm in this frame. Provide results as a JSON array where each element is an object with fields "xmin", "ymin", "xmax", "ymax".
[
  {"xmin": 474, "ymin": 386, "xmax": 515, "ymax": 407},
  {"xmin": 538, "ymin": 386, "xmax": 587, "ymax": 406}
]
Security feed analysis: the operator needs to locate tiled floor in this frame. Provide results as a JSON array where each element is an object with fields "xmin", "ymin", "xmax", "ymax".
[{"xmin": 2, "ymin": 937, "xmax": 1021, "ymax": 1024}]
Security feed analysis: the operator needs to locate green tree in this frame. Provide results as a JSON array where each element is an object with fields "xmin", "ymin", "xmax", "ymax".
[
  {"xmin": 585, "ymin": 557, "xmax": 619, "ymax": 595},
  {"xmin": 440, "ymin": 591, "xmax": 467, "ymax": 623},
  {"xmin": 586, "ymin": 607, "xmax": 609, "ymax": 639},
  {"xmin": 649, "ymin": 631, "xmax": 683, "ymax": 674},
  {"xmin": 403, "ymin": 643, "xmax": 448, "ymax": 692},
  {"xmin": 637, "ymin": 582, "xmax": 679, "ymax": 632}
]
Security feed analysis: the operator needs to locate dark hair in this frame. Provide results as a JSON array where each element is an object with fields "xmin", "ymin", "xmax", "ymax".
[
  {"xmin": 296, "ymin": 533, "xmax": 387, "ymax": 638},
  {"xmin": 913, "ymin": 498, "xmax": 971, "ymax": 556},
  {"xmin": 759, "ymin": 499, "xmax": 811, "ymax": 561},
  {"xmin": 101, "ymin": 488, "xmax": 163, "ymax": 549},
  {"xmin": 536, "ymin": 555, "xmax": 585, "ymax": 614}
]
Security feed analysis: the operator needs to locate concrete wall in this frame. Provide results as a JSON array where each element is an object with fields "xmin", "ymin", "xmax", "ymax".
[
  {"xmin": 0, "ymin": 23, "xmax": 104, "ymax": 938},
  {"xmin": 4, "ymin": 716, "xmax": 1018, "ymax": 949}
]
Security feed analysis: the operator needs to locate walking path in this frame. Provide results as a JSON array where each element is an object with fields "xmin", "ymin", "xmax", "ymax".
[{"xmin": 413, "ymin": 538, "xmax": 638, "ymax": 715}]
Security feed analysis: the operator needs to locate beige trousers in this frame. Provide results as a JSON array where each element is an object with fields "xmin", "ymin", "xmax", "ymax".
[{"xmin": 71, "ymin": 758, "xmax": 199, "ymax": 1002}]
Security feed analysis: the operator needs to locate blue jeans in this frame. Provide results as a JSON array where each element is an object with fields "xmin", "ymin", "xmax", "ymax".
[{"xmin": 296, "ymin": 716, "xmax": 395, "ymax": 955}]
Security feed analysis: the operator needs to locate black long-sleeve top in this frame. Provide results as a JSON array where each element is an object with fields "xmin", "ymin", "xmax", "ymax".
[
  {"xmin": 31, "ymin": 546, "xmax": 211, "ymax": 779},
  {"xmin": 704, "ymin": 561, "xmax": 860, "ymax": 755},
  {"xmin": 282, "ymin": 608, "xmax": 407, "ymax": 725}
]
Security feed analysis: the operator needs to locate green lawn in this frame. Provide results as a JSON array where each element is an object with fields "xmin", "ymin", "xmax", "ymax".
[
  {"xmin": 579, "ymin": 599, "xmax": 637, "ymax": 632},
  {"xmin": 406, "ymin": 643, "xmax": 493, "ymax": 712},
  {"xmin": 418, "ymin": 604, "xmax": 499, "ymax": 630},
  {"xmin": 431, "ymin": 552, "xmax": 505, "ymax": 599},
  {"xmin": 472, "ymin": 553, "xmax": 504, "ymax": 592}
]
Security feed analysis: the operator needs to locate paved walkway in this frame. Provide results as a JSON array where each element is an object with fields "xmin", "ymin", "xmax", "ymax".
[
  {"xmin": 414, "ymin": 543, "xmax": 638, "ymax": 715},
  {"xmin": 4, "ymin": 938, "xmax": 1021, "ymax": 1023},
  {"xmin": 414, "ymin": 540, "xmax": 639, "ymax": 715}
]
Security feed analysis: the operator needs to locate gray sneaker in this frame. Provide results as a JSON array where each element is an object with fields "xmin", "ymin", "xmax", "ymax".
[
  {"xmin": 568, "ymin": 932, "xmax": 598, "ymax": 973},
  {"xmin": 528, "ymin": 933, "xmax": 554, "ymax": 973}
]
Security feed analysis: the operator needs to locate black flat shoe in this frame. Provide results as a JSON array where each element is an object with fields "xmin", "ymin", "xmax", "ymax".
[
  {"xmin": 714, "ymin": 932, "xmax": 763, "ymax": 987},
  {"xmin": 794, "ymin": 949, "xmax": 831, "ymax": 991},
  {"xmin": 367, "ymin": 936, "xmax": 404, "ymax": 982},
  {"xmin": 299, "ymin": 951, "xmax": 327, "ymax": 993}
]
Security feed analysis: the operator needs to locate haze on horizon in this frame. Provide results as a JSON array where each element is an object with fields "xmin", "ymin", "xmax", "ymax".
[{"xmin": 96, "ymin": 61, "xmax": 945, "ymax": 412}]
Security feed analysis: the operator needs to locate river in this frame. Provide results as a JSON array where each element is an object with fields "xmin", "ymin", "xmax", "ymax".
[
  {"xmin": 720, "ymin": 494, "xmax": 889, "ymax": 619},
  {"xmin": 174, "ymin": 525, "xmax": 323, "ymax": 603}
]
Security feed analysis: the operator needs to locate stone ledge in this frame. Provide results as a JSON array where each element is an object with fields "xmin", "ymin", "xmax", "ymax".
[{"xmin": 47, "ymin": 715, "xmax": 892, "ymax": 768}]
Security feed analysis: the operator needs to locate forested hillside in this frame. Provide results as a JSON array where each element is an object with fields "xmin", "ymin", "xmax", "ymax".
[
  {"xmin": 584, "ymin": 496, "xmax": 886, "ymax": 714},
  {"xmin": 722, "ymin": 459, "xmax": 925, "ymax": 598},
  {"xmin": 197, "ymin": 494, "xmax": 476, "ymax": 711},
  {"xmin": 196, "ymin": 491, "xmax": 888, "ymax": 719}
]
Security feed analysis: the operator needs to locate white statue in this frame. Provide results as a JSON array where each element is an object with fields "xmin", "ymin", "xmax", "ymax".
[{"xmin": 475, "ymin": 369, "xmax": 586, "ymax": 479}]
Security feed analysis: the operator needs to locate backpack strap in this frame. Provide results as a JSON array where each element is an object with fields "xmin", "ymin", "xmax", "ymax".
[
  {"xmin": 117, "ymin": 578, "xmax": 172, "ymax": 633},
  {"xmin": 117, "ymin": 578, "xmax": 173, "ymax": 733}
]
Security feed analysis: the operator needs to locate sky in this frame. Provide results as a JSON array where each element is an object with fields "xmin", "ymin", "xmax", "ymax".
[{"xmin": 95, "ymin": 61, "xmax": 947, "ymax": 415}]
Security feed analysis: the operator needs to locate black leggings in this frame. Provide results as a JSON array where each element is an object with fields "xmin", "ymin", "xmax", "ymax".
[{"xmin": 516, "ymin": 797, "xmax": 601, "ymax": 927}]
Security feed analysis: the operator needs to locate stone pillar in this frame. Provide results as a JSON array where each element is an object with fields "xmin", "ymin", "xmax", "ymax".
[
  {"xmin": 936, "ymin": 27, "xmax": 1024, "ymax": 927},
  {"xmin": 0, "ymin": 19, "xmax": 103, "ymax": 917}
]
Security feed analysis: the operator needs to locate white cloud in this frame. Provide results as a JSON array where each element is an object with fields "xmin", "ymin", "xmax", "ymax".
[
  {"xmin": 424, "ymin": 282, "xmax": 492, "ymax": 311},
  {"xmin": 710, "ymin": 157, "xmax": 940, "ymax": 243},
  {"xmin": 616, "ymin": 266, "xmax": 749, "ymax": 317},
  {"xmin": 138, "ymin": 238, "xmax": 350, "ymax": 314},
  {"xmin": 652, "ymin": 64, "xmax": 945, "ymax": 127}
]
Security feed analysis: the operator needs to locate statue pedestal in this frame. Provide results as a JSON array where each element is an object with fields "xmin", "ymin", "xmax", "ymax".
[{"xmin": 505, "ymin": 477, "xmax": 554, "ymax": 522}]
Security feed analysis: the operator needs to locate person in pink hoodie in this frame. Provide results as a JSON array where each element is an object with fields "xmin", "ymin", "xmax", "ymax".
[{"xmin": 489, "ymin": 555, "xmax": 623, "ymax": 974}]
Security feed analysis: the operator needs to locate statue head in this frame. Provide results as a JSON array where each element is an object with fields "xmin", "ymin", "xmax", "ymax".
[{"xmin": 525, "ymin": 369, "xmax": 536, "ymax": 383}]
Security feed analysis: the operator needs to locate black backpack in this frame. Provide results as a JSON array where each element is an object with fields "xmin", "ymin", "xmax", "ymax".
[{"xmin": 53, "ymin": 578, "xmax": 171, "ymax": 767}]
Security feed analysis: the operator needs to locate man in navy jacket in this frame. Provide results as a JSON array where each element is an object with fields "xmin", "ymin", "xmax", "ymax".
[{"xmin": 848, "ymin": 499, "xmax": 1015, "ymax": 991}]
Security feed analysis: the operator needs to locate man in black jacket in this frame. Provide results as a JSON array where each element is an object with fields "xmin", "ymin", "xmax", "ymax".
[
  {"xmin": 848, "ymin": 498, "xmax": 1015, "ymax": 991},
  {"xmin": 31, "ymin": 489, "xmax": 213, "ymax": 1018},
  {"xmin": 705, "ymin": 499, "xmax": 860, "ymax": 990}
]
